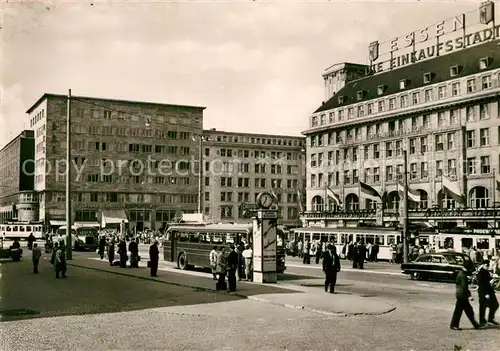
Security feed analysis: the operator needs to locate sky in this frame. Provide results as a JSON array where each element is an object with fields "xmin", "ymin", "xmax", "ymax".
[{"xmin": 0, "ymin": 0, "xmax": 483, "ymax": 149}]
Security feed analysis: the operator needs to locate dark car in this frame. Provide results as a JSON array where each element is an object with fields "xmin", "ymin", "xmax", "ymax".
[{"xmin": 401, "ymin": 252, "xmax": 474, "ymax": 281}]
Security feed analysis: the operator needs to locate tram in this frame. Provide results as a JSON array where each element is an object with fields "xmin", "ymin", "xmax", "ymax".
[{"xmin": 0, "ymin": 222, "xmax": 44, "ymax": 240}]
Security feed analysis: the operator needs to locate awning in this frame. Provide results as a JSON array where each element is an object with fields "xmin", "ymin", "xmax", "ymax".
[
  {"xmin": 102, "ymin": 209, "xmax": 128, "ymax": 227},
  {"xmin": 74, "ymin": 221, "xmax": 100, "ymax": 228},
  {"xmin": 49, "ymin": 220, "xmax": 66, "ymax": 226}
]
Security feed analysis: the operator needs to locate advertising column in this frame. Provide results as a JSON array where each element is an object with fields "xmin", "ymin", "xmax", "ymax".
[{"xmin": 252, "ymin": 209, "xmax": 278, "ymax": 283}]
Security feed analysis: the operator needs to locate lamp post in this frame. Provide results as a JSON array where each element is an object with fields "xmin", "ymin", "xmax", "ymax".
[
  {"xmin": 66, "ymin": 89, "xmax": 72, "ymax": 260},
  {"xmin": 402, "ymin": 149, "xmax": 409, "ymax": 264},
  {"xmin": 192, "ymin": 134, "xmax": 210, "ymax": 214}
]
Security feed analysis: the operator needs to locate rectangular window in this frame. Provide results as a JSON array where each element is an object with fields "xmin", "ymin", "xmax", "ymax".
[
  {"xmin": 466, "ymin": 106, "xmax": 475, "ymax": 121},
  {"xmin": 451, "ymin": 82, "xmax": 460, "ymax": 96},
  {"xmin": 424, "ymin": 89, "xmax": 432, "ymax": 102},
  {"xmin": 400, "ymin": 95, "xmax": 408, "ymax": 108},
  {"xmin": 467, "ymin": 130, "xmax": 475, "ymax": 148},
  {"xmin": 388, "ymin": 98, "xmax": 396, "ymax": 110},
  {"xmin": 466, "ymin": 79, "xmax": 476, "ymax": 93},
  {"xmin": 479, "ymin": 128, "xmax": 489, "ymax": 146},
  {"xmin": 482, "ymin": 75, "xmax": 492, "ymax": 89},
  {"xmin": 479, "ymin": 103, "xmax": 490, "ymax": 119},
  {"xmin": 435, "ymin": 134, "xmax": 444, "ymax": 151},
  {"xmin": 412, "ymin": 92, "xmax": 420, "ymax": 105},
  {"xmin": 480, "ymin": 156, "xmax": 490, "ymax": 174},
  {"xmin": 447, "ymin": 132, "xmax": 455, "ymax": 150},
  {"xmin": 438, "ymin": 86, "xmax": 447, "ymax": 99},
  {"xmin": 467, "ymin": 157, "xmax": 476, "ymax": 175},
  {"xmin": 420, "ymin": 162, "xmax": 428, "ymax": 178}
]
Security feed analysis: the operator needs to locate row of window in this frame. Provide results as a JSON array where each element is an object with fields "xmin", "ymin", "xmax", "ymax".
[
  {"xmin": 209, "ymin": 190, "xmax": 300, "ymax": 204},
  {"xmin": 311, "ymin": 70, "xmax": 500, "ymax": 127},
  {"xmin": 218, "ymin": 177, "xmax": 301, "ymax": 189},
  {"xmin": 210, "ymin": 148, "xmax": 303, "ymax": 161},
  {"xmin": 209, "ymin": 133, "xmax": 304, "ymax": 147},
  {"xmin": 50, "ymin": 192, "xmax": 197, "ymax": 204},
  {"xmin": 310, "ymin": 127, "xmax": 499, "ymax": 166},
  {"xmin": 309, "ymin": 102, "xmax": 499, "ymax": 148},
  {"xmin": 310, "ymin": 154, "xmax": 497, "ymax": 187},
  {"xmin": 205, "ymin": 204, "xmax": 299, "ymax": 220},
  {"xmin": 74, "ymin": 209, "xmax": 178, "ymax": 222},
  {"xmin": 29, "ymin": 109, "xmax": 45, "ymax": 128}
]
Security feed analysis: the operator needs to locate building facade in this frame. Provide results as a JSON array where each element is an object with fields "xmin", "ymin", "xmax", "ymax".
[
  {"xmin": 302, "ymin": 38, "xmax": 500, "ymax": 231},
  {"xmin": 0, "ymin": 130, "xmax": 37, "ymax": 223},
  {"xmin": 202, "ymin": 129, "xmax": 306, "ymax": 227},
  {"xmin": 26, "ymin": 94, "xmax": 205, "ymax": 231}
]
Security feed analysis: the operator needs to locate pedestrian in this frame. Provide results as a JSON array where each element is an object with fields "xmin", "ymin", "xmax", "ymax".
[
  {"xmin": 128, "ymin": 238, "xmax": 139, "ymax": 268},
  {"xmin": 149, "ymin": 239, "xmax": 159, "ymax": 277},
  {"xmin": 477, "ymin": 260, "xmax": 499, "ymax": 326},
  {"xmin": 209, "ymin": 246, "xmax": 218, "ymax": 280},
  {"xmin": 118, "ymin": 238, "xmax": 127, "ymax": 268},
  {"xmin": 32, "ymin": 243, "xmax": 42, "ymax": 274},
  {"xmin": 450, "ymin": 267, "xmax": 481, "ymax": 330},
  {"xmin": 297, "ymin": 241, "xmax": 303, "ymax": 259},
  {"xmin": 227, "ymin": 244, "xmax": 239, "ymax": 292},
  {"xmin": 215, "ymin": 247, "xmax": 227, "ymax": 291},
  {"xmin": 27, "ymin": 233, "xmax": 35, "ymax": 250},
  {"xmin": 322, "ymin": 244, "xmax": 341, "ymax": 294},
  {"xmin": 108, "ymin": 239, "xmax": 115, "ymax": 266},
  {"xmin": 303, "ymin": 240, "xmax": 311, "ymax": 264},
  {"xmin": 372, "ymin": 241, "xmax": 379, "ymax": 262},
  {"xmin": 315, "ymin": 241, "xmax": 322, "ymax": 264},
  {"xmin": 98, "ymin": 235, "xmax": 106, "ymax": 260},
  {"xmin": 55, "ymin": 244, "xmax": 67, "ymax": 279},
  {"xmin": 50, "ymin": 242, "xmax": 59, "ymax": 267},
  {"xmin": 242, "ymin": 244, "xmax": 253, "ymax": 281}
]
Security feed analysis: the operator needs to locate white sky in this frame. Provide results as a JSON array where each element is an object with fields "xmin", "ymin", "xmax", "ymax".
[{"xmin": 0, "ymin": 0, "xmax": 483, "ymax": 148}]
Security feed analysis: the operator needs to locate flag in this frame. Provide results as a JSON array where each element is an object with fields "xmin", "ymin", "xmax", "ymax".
[
  {"xmin": 326, "ymin": 187, "xmax": 342, "ymax": 206},
  {"xmin": 397, "ymin": 180, "xmax": 421, "ymax": 202},
  {"xmin": 296, "ymin": 189, "xmax": 304, "ymax": 212},
  {"xmin": 442, "ymin": 176, "xmax": 462, "ymax": 202},
  {"xmin": 270, "ymin": 188, "xmax": 279, "ymax": 203},
  {"xmin": 359, "ymin": 181, "xmax": 381, "ymax": 198}
]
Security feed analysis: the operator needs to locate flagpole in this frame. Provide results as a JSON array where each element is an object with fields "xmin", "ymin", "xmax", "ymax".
[
  {"xmin": 402, "ymin": 149, "xmax": 409, "ymax": 264},
  {"xmin": 493, "ymin": 168, "xmax": 496, "ymax": 228},
  {"xmin": 324, "ymin": 181, "xmax": 328, "ymax": 212},
  {"xmin": 440, "ymin": 172, "xmax": 444, "ymax": 230}
]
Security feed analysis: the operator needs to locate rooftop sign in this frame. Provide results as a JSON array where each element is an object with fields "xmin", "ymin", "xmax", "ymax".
[{"xmin": 368, "ymin": 1, "xmax": 497, "ymax": 74}]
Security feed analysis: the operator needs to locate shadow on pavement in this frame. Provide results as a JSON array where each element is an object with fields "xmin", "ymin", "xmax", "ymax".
[{"xmin": 0, "ymin": 257, "xmax": 257, "ymax": 322}]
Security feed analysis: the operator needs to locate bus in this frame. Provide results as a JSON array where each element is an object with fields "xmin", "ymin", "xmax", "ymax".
[
  {"xmin": 56, "ymin": 225, "xmax": 99, "ymax": 251},
  {"xmin": 163, "ymin": 223, "xmax": 286, "ymax": 273}
]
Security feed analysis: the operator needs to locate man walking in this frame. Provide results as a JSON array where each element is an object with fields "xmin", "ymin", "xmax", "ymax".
[
  {"xmin": 149, "ymin": 239, "xmax": 159, "ymax": 277},
  {"xmin": 209, "ymin": 246, "xmax": 218, "ymax": 280},
  {"xmin": 55, "ymin": 243, "xmax": 67, "ymax": 279},
  {"xmin": 450, "ymin": 267, "xmax": 480, "ymax": 330},
  {"xmin": 242, "ymin": 244, "xmax": 253, "ymax": 281},
  {"xmin": 216, "ymin": 247, "xmax": 227, "ymax": 291},
  {"xmin": 227, "ymin": 244, "xmax": 239, "ymax": 292},
  {"xmin": 322, "ymin": 244, "xmax": 341, "ymax": 294},
  {"xmin": 32, "ymin": 243, "xmax": 42, "ymax": 274},
  {"xmin": 477, "ymin": 260, "xmax": 499, "ymax": 326}
]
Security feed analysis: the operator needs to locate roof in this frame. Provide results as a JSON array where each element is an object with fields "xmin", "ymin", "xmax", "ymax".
[
  {"xmin": 0, "ymin": 130, "xmax": 35, "ymax": 153},
  {"xmin": 292, "ymin": 227, "xmax": 400, "ymax": 234},
  {"xmin": 203, "ymin": 129, "xmax": 304, "ymax": 139},
  {"xmin": 314, "ymin": 39, "xmax": 500, "ymax": 114},
  {"xmin": 26, "ymin": 93, "xmax": 206, "ymax": 114}
]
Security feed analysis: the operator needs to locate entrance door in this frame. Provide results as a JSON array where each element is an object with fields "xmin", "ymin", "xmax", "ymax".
[{"xmin": 136, "ymin": 221, "xmax": 144, "ymax": 232}]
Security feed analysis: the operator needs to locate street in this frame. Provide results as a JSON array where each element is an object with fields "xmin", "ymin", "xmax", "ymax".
[{"xmin": 1, "ymin": 250, "xmax": 498, "ymax": 350}]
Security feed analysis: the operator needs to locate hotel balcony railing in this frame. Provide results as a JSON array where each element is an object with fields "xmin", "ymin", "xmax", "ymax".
[{"xmin": 302, "ymin": 207, "xmax": 500, "ymax": 220}]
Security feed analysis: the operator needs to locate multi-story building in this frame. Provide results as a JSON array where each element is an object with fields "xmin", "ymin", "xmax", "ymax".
[
  {"xmin": 26, "ymin": 93, "xmax": 205, "ymax": 231},
  {"xmin": 0, "ymin": 130, "xmax": 37, "ymax": 223},
  {"xmin": 302, "ymin": 30, "xmax": 500, "ymax": 232},
  {"xmin": 202, "ymin": 129, "xmax": 306, "ymax": 227}
]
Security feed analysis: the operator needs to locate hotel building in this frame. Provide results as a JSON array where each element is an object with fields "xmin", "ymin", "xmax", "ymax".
[
  {"xmin": 302, "ymin": 37, "xmax": 500, "ymax": 233},
  {"xmin": 0, "ymin": 130, "xmax": 37, "ymax": 222},
  {"xmin": 202, "ymin": 129, "xmax": 306, "ymax": 227},
  {"xmin": 26, "ymin": 94, "xmax": 205, "ymax": 231}
]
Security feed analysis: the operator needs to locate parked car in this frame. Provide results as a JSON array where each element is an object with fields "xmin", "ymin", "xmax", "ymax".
[{"xmin": 401, "ymin": 252, "xmax": 474, "ymax": 281}]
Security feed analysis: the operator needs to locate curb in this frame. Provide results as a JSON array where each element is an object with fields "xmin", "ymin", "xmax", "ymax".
[
  {"xmin": 67, "ymin": 262, "xmax": 249, "ymax": 300},
  {"xmin": 246, "ymin": 295, "xmax": 396, "ymax": 317}
]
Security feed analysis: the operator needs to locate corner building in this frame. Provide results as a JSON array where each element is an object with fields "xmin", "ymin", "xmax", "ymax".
[
  {"xmin": 202, "ymin": 129, "xmax": 306, "ymax": 227},
  {"xmin": 0, "ymin": 130, "xmax": 37, "ymax": 222},
  {"xmin": 27, "ymin": 94, "xmax": 205, "ymax": 231},
  {"xmin": 303, "ymin": 39, "xmax": 500, "ymax": 231}
]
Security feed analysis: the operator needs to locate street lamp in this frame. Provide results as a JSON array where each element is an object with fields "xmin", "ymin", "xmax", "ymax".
[
  {"xmin": 65, "ymin": 89, "xmax": 72, "ymax": 260},
  {"xmin": 191, "ymin": 134, "xmax": 210, "ymax": 214}
]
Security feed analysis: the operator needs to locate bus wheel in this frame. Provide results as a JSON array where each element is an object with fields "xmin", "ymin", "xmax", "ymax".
[
  {"xmin": 410, "ymin": 272, "xmax": 420, "ymax": 280},
  {"xmin": 178, "ymin": 253, "xmax": 188, "ymax": 270}
]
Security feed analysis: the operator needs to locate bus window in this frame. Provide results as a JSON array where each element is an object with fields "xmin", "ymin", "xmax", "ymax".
[
  {"xmin": 19, "ymin": 226, "xmax": 25, "ymax": 232},
  {"xmin": 387, "ymin": 235, "xmax": 396, "ymax": 245},
  {"xmin": 461, "ymin": 238, "xmax": 473, "ymax": 250},
  {"xmin": 189, "ymin": 233, "xmax": 200, "ymax": 243},
  {"xmin": 496, "ymin": 239, "xmax": 500, "ymax": 250},
  {"xmin": 13, "ymin": 226, "xmax": 18, "ymax": 231},
  {"xmin": 376, "ymin": 235, "xmax": 385, "ymax": 245},
  {"xmin": 440, "ymin": 237, "xmax": 454, "ymax": 249},
  {"xmin": 357, "ymin": 234, "xmax": 365, "ymax": 243},
  {"xmin": 312, "ymin": 233, "xmax": 320, "ymax": 241},
  {"xmin": 365, "ymin": 234, "xmax": 375, "ymax": 244},
  {"xmin": 226, "ymin": 234, "xmax": 235, "ymax": 244},
  {"xmin": 179, "ymin": 233, "xmax": 189, "ymax": 242},
  {"xmin": 476, "ymin": 238, "xmax": 489, "ymax": 250},
  {"xmin": 6, "ymin": 226, "xmax": 11, "ymax": 232},
  {"xmin": 26, "ymin": 226, "xmax": 32, "ymax": 231},
  {"xmin": 330, "ymin": 235, "xmax": 337, "ymax": 244}
]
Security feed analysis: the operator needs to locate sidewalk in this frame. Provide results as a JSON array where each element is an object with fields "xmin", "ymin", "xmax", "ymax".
[{"xmin": 68, "ymin": 255, "xmax": 396, "ymax": 317}]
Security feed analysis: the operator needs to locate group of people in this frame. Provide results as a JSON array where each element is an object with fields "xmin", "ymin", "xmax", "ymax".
[
  {"xmin": 209, "ymin": 243, "xmax": 253, "ymax": 292},
  {"xmin": 451, "ymin": 260, "xmax": 499, "ymax": 330}
]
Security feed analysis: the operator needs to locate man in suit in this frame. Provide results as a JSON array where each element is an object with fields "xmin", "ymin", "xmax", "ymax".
[
  {"xmin": 227, "ymin": 244, "xmax": 239, "ymax": 292},
  {"xmin": 149, "ymin": 240, "xmax": 159, "ymax": 277},
  {"xmin": 322, "ymin": 244, "xmax": 341, "ymax": 294},
  {"xmin": 477, "ymin": 260, "xmax": 499, "ymax": 326},
  {"xmin": 450, "ymin": 267, "xmax": 481, "ymax": 330}
]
